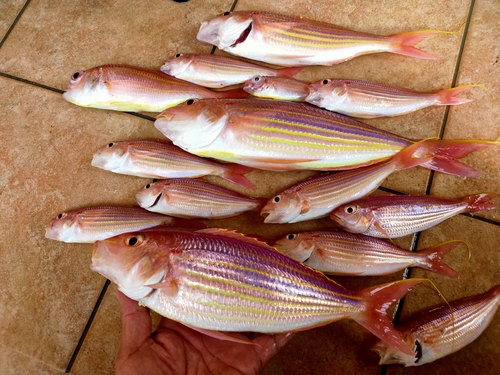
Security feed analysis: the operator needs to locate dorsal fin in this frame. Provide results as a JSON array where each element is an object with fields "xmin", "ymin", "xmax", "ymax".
[{"xmin": 196, "ymin": 228, "xmax": 276, "ymax": 251}]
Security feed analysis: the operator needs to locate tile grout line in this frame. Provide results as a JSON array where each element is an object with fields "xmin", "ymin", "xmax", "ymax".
[
  {"xmin": 65, "ymin": 279, "xmax": 110, "ymax": 373},
  {"xmin": 380, "ymin": 2, "xmax": 476, "ymax": 374},
  {"xmin": 0, "ymin": 0, "xmax": 31, "ymax": 49}
]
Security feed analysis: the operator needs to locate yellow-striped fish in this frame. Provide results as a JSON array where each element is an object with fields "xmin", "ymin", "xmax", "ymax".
[
  {"xmin": 92, "ymin": 227, "xmax": 423, "ymax": 355},
  {"xmin": 244, "ymin": 75, "xmax": 309, "ymax": 101},
  {"xmin": 197, "ymin": 11, "xmax": 443, "ymax": 66}
]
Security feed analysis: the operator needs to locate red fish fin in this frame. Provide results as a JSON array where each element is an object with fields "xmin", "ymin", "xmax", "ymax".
[
  {"xmin": 184, "ymin": 324, "xmax": 257, "ymax": 345},
  {"xmin": 389, "ymin": 30, "xmax": 441, "ymax": 60},
  {"xmin": 215, "ymin": 88, "xmax": 250, "ymax": 99},
  {"xmin": 353, "ymin": 279, "xmax": 423, "ymax": 356},
  {"xmin": 416, "ymin": 138, "xmax": 498, "ymax": 177},
  {"xmin": 418, "ymin": 240, "xmax": 462, "ymax": 278},
  {"xmin": 277, "ymin": 66, "xmax": 304, "ymax": 77},
  {"xmin": 145, "ymin": 279, "xmax": 178, "ymax": 296},
  {"xmin": 373, "ymin": 219, "xmax": 392, "ymax": 239},
  {"xmin": 300, "ymin": 199, "xmax": 311, "ymax": 214},
  {"xmin": 222, "ymin": 163, "xmax": 256, "ymax": 189},
  {"xmin": 461, "ymin": 193, "xmax": 498, "ymax": 213},
  {"xmin": 196, "ymin": 228, "xmax": 275, "ymax": 250},
  {"xmin": 435, "ymin": 85, "xmax": 475, "ymax": 106}
]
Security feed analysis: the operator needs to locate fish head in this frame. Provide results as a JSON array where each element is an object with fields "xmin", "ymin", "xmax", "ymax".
[
  {"xmin": 63, "ymin": 66, "xmax": 110, "ymax": 106},
  {"xmin": 274, "ymin": 232, "xmax": 315, "ymax": 262},
  {"xmin": 136, "ymin": 180, "xmax": 166, "ymax": 209},
  {"xmin": 161, "ymin": 53, "xmax": 193, "ymax": 76},
  {"xmin": 306, "ymin": 79, "xmax": 347, "ymax": 106},
  {"xmin": 91, "ymin": 141, "xmax": 128, "ymax": 171},
  {"xmin": 45, "ymin": 211, "xmax": 81, "ymax": 242},
  {"xmin": 260, "ymin": 191, "xmax": 305, "ymax": 223},
  {"xmin": 91, "ymin": 231, "xmax": 170, "ymax": 300},
  {"xmin": 155, "ymin": 99, "xmax": 228, "ymax": 150},
  {"xmin": 197, "ymin": 11, "xmax": 253, "ymax": 49},
  {"xmin": 329, "ymin": 203, "xmax": 373, "ymax": 233},
  {"xmin": 244, "ymin": 75, "xmax": 270, "ymax": 94}
]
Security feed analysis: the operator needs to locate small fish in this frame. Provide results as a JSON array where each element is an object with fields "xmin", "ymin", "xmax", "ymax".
[
  {"xmin": 306, "ymin": 79, "xmax": 477, "ymax": 118},
  {"xmin": 373, "ymin": 284, "xmax": 500, "ymax": 366},
  {"xmin": 155, "ymin": 98, "xmax": 497, "ymax": 176},
  {"xmin": 44, "ymin": 206, "xmax": 198, "ymax": 243},
  {"xmin": 92, "ymin": 227, "xmax": 424, "ymax": 354},
  {"xmin": 274, "ymin": 230, "xmax": 461, "ymax": 277},
  {"xmin": 161, "ymin": 53, "xmax": 302, "ymax": 88},
  {"xmin": 62, "ymin": 65, "xmax": 248, "ymax": 112},
  {"xmin": 197, "ymin": 11, "xmax": 446, "ymax": 67},
  {"xmin": 91, "ymin": 140, "xmax": 255, "ymax": 189},
  {"xmin": 330, "ymin": 193, "xmax": 498, "ymax": 238},
  {"xmin": 261, "ymin": 141, "xmax": 430, "ymax": 224},
  {"xmin": 135, "ymin": 178, "xmax": 262, "ymax": 219},
  {"xmin": 244, "ymin": 75, "xmax": 309, "ymax": 101}
]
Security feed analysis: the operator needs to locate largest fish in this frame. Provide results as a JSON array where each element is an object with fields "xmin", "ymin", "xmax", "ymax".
[
  {"xmin": 91, "ymin": 227, "xmax": 424, "ymax": 355},
  {"xmin": 197, "ymin": 11, "xmax": 444, "ymax": 66},
  {"xmin": 155, "ymin": 98, "xmax": 497, "ymax": 176}
]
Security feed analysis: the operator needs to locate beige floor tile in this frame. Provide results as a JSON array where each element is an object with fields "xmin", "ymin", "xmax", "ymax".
[
  {"xmin": 0, "ymin": 343, "xmax": 65, "ymax": 375},
  {"xmin": 385, "ymin": 216, "xmax": 500, "ymax": 374},
  {"xmin": 430, "ymin": 0, "xmax": 500, "ymax": 222},
  {"xmin": 0, "ymin": 0, "xmax": 25, "ymax": 40},
  {"xmin": 0, "ymin": 0, "xmax": 234, "ymax": 90}
]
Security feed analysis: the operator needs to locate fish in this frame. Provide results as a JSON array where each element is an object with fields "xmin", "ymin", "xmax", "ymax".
[
  {"xmin": 306, "ymin": 79, "xmax": 477, "ymax": 118},
  {"xmin": 155, "ymin": 98, "xmax": 497, "ymax": 175},
  {"xmin": 91, "ymin": 227, "xmax": 424, "ymax": 355},
  {"xmin": 62, "ymin": 64, "xmax": 248, "ymax": 112},
  {"xmin": 135, "ymin": 178, "xmax": 262, "ymax": 219},
  {"xmin": 373, "ymin": 284, "xmax": 500, "ymax": 366},
  {"xmin": 197, "ymin": 11, "xmax": 446, "ymax": 67},
  {"xmin": 329, "ymin": 193, "xmax": 498, "ymax": 238},
  {"xmin": 91, "ymin": 139, "xmax": 255, "ymax": 189},
  {"xmin": 273, "ymin": 230, "xmax": 461, "ymax": 277},
  {"xmin": 260, "ymin": 141, "xmax": 431, "ymax": 224},
  {"xmin": 161, "ymin": 53, "xmax": 302, "ymax": 88},
  {"xmin": 44, "ymin": 205, "xmax": 202, "ymax": 243},
  {"xmin": 243, "ymin": 75, "xmax": 309, "ymax": 101}
]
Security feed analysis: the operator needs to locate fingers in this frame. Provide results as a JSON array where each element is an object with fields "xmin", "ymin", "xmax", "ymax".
[
  {"xmin": 116, "ymin": 290, "xmax": 152, "ymax": 356},
  {"xmin": 252, "ymin": 332, "xmax": 297, "ymax": 365}
]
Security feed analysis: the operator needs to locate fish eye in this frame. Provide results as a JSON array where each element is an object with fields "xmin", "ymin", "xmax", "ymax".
[
  {"xmin": 71, "ymin": 72, "xmax": 80, "ymax": 80},
  {"xmin": 322, "ymin": 79, "xmax": 330, "ymax": 85},
  {"xmin": 107, "ymin": 142, "xmax": 115, "ymax": 148},
  {"xmin": 126, "ymin": 235, "xmax": 143, "ymax": 246},
  {"xmin": 152, "ymin": 179, "xmax": 158, "ymax": 183},
  {"xmin": 186, "ymin": 99, "xmax": 195, "ymax": 105},
  {"xmin": 175, "ymin": 53, "xmax": 181, "ymax": 58},
  {"xmin": 57, "ymin": 213, "xmax": 66, "ymax": 219},
  {"xmin": 344, "ymin": 205, "xmax": 357, "ymax": 214},
  {"xmin": 145, "ymin": 184, "xmax": 151, "ymax": 189},
  {"xmin": 273, "ymin": 195, "xmax": 281, "ymax": 203},
  {"xmin": 287, "ymin": 234, "xmax": 296, "ymax": 240},
  {"xmin": 253, "ymin": 76, "xmax": 261, "ymax": 82},
  {"xmin": 223, "ymin": 11, "xmax": 231, "ymax": 16}
]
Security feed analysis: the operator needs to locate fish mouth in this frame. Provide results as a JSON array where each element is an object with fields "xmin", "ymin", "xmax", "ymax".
[
  {"xmin": 149, "ymin": 192, "xmax": 163, "ymax": 208},
  {"xmin": 260, "ymin": 209, "xmax": 282, "ymax": 224},
  {"xmin": 305, "ymin": 89, "xmax": 320, "ymax": 105},
  {"xmin": 230, "ymin": 22, "xmax": 252, "ymax": 47},
  {"xmin": 160, "ymin": 64, "xmax": 171, "ymax": 75}
]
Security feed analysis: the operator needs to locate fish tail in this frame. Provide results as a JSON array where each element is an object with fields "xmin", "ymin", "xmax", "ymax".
[
  {"xmin": 435, "ymin": 84, "xmax": 479, "ymax": 105},
  {"xmin": 277, "ymin": 66, "xmax": 304, "ymax": 77},
  {"xmin": 214, "ymin": 88, "xmax": 250, "ymax": 99},
  {"xmin": 418, "ymin": 240, "xmax": 463, "ymax": 278},
  {"xmin": 390, "ymin": 140, "xmax": 433, "ymax": 171},
  {"xmin": 353, "ymin": 279, "xmax": 423, "ymax": 356},
  {"xmin": 416, "ymin": 138, "xmax": 500, "ymax": 178},
  {"xmin": 461, "ymin": 193, "xmax": 498, "ymax": 213},
  {"xmin": 222, "ymin": 163, "xmax": 256, "ymax": 189},
  {"xmin": 389, "ymin": 30, "xmax": 442, "ymax": 60}
]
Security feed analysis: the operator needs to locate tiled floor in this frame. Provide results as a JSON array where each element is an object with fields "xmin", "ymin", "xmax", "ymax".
[{"xmin": 1, "ymin": 0, "xmax": 499, "ymax": 374}]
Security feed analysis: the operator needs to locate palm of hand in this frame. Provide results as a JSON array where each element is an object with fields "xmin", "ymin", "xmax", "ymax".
[{"xmin": 115, "ymin": 291, "xmax": 295, "ymax": 375}]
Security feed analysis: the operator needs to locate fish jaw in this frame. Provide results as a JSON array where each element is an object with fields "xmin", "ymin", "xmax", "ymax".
[
  {"xmin": 45, "ymin": 212, "xmax": 81, "ymax": 242},
  {"xmin": 306, "ymin": 80, "xmax": 346, "ymax": 109},
  {"xmin": 63, "ymin": 68, "xmax": 110, "ymax": 108},
  {"xmin": 91, "ymin": 142, "xmax": 128, "ymax": 172},
  {"xmin": 274, "ymin": 233, "xmax": 316, "ymax": 262},
  {"xmin": 260, "ymin": 192, "xmax": 304, "ymax": 223},
  {"xmin": 197, "ymin": 12, "xmax": 253, "ymax": 50},
  {"xmin": 330, "ymin": 204, "xmax": 373, "ymax": 233},
  {"xmin": 136, "ymin": 182, "xmax": 164, "ymax": 210},
  {"xmin": 161, "ymin": 54, "xmax": 191, "ymax": 77}
]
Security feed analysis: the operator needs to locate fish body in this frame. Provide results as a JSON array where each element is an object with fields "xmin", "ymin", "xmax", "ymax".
[
  {"xmin": 91, "ymin": 139, "xmax": 255, "ymax": 189},
  {"xmin": 92, "ymin": 228, "xmax": 422, "ymax": 354},
  {"xmin": 45, "ymin": 206, "xmax": 182, "ymax": 243},
  {"xmin": 373, "ymin": 284, "xmax": 500, "ymax": 366},
  {"xmin": 274, "ymin": 230, "xmax": 461, "ymax": 277},
  {"xmin": 136, "ymin": 178, "xmax": 261, "ymax": 219},
  {"xmin": 306, "ymin": 79, "xmax": 475, "ymax": 118},
  {"xmin": 161, "ymin": 53, "xmax": 302, "ymax": 88},
  {"xmin": 330, "ymin": 194, "xmax": 498, "ymax": 238},
  {"xmin": 62, "ymin": 65, "xmax": 247, "ymax": 112},
  {"xmin": 197, "ymin": 11, "xmax": 440, "ymax": 67},
  {"xmin": 155, "ymin": 98, "xmax": 494, "ymax": 176},
  {"xmin": 244, "ymin": 75, "xmax": 309, "ymax": 101}
]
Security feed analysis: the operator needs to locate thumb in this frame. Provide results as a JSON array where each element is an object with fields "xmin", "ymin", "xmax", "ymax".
[{"xmin": 116, "ymin": 289, "xmax": 152, "ymax": 354}]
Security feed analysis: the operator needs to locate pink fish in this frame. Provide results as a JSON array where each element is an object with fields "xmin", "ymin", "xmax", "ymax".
[
  {"xmin": 161, "ymin": 53, "xmax": 302, "ymax": 88},
  {"xmin": 91, "ymin": 139, "xmax": 255, "ymax": 189},
  {"xmin": 92, "ymin": 227, "xmax": 424, "ymax": 354},
  {"xmin": 135, "ymin": 178, "xmax": 263, "ymax": 219},
  {"xmin": 330, "ymin": 193, "xmax": 498, "ymax": 238},
  {"xmin": 274, "ymin": 230, "xmax": 461, "ymax": 277},
  {"xmin": 197, "ymin": 11, "xmax": 446, "ymax": 66},
  {"xmin": 63, "ymin": 65, "xmax": 248, "ymax": 112},
  {"xmin": 373, "ymin": 284, "xmax": 500, "ymax": 366},
  {"xmin": 244, "ymin": 75, "xmax": 309, "ymax": 101},
  {"xmin": 306, "ymin": 79, "xmax": 477, "ymax": 118}
]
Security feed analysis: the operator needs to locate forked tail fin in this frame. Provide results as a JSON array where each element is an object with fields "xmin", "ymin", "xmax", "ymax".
[
  {"xmin": 461, "ymin": 193, "xmax": 498, "ymax": 213},
  {"xmin": 388, "ymin": 30, "xmax": 442, "ymax": 60},
  {"xmin": 418, "ymin": 240, "xmax": 463, "ymax": 278}
]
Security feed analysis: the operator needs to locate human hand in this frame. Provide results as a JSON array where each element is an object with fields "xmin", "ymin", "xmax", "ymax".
[{"xmin": 115, "ymin": 290, "xmax": 296, "ymax": 375}]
